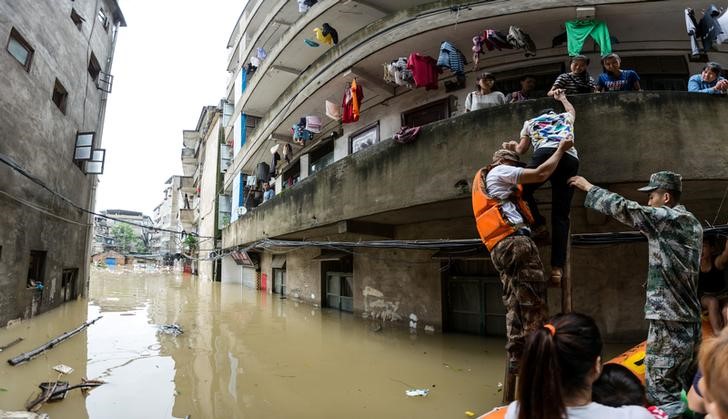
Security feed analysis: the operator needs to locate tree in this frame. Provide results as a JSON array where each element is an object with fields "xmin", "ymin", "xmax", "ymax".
[{"xmin": 111, "ymin": 223, "xmax": 137, "ymax": 254}]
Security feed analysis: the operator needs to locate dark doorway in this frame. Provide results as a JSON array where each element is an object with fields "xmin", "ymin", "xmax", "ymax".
[
  {"xmin": 442, "ymin": 259, "xmax": 505, "ymax": 336},
  {"xmin": 319, "ymin": 254, "xmax": 354, "ymax": 313},
  {"xmin": 61, "ymin": 268, "xmax": 78, "ymax": 302}
]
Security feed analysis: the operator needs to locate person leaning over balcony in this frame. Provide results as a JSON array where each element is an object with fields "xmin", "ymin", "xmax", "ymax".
[
  {"xmin": 568, "ymin": 171, "xmax": 703, "ymax": 418},
  {"xmin": 503, "ymin": 91, "xmax": 579, "ymax": 285},
  {"xmin": 465, "ymin": 72, "xmax": 506, "ymax": 112},
  {"xmin": 472, "ymin": 137, "xmax": 573, "ymax": 373},
  {"xmin": 548, "ymin": 55, "xmax": 597, "ymax": 97},
  {"xmin": 688, "ymin": 62, "xmax": 728, "ymax": 94},
  {"xmin": 597, "ymin": 53, "xmax": 641, "ymax": 92},
  {"xmin": 506, "ymin": 75, "xmax": 536, "ymax": 103},
  {"xmin": 262, "ymin": 182, "xmax": 274, "ymax": 202}
]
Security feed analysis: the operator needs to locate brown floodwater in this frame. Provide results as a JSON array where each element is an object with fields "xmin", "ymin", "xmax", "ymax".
[{"xmin": 0, "ymin": 270, "xmax": 512, "ymax": 418}]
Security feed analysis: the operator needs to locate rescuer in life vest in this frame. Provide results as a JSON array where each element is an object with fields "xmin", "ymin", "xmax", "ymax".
[{"xmin": 472, "ymin": 138, "xmax": 573, "ymax": 373}]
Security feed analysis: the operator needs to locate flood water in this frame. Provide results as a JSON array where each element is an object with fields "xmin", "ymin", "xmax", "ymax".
[{"xmin": 0, "ymin": 270, "xmax": 510, "ymax": 418}]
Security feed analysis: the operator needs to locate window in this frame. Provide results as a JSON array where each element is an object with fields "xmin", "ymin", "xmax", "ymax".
[
  {"xmin": 97, "ymin": 8, "xmax": 109, "ymax": 31},
  {"xmin": 52, "ymin": 79, "xmax": 68, "ymax": 114},
  {"xmin": 349, "ymin": 122, "xmax": 380, "ymax": 154},
  {"xmin": 309, "ymin": 139, "xmax": 334, "ymax": 174},
  {"xmin": 401, "ymin": 98, "xmax": 451, "ymax": 128},
  {"xmin": 70, "ymin": 8, "xmax": 85, "ymax": 30},
  {"xmin": 7, "ymin": 28, "xmax": 34, "ymax": 71},
  {"xmin": 88, "ymin": 52, "xmax": 101, "ymax": 81},
  {"xmin": 27, "ymin": 251, "xmax": 46, "ymax": 288}
]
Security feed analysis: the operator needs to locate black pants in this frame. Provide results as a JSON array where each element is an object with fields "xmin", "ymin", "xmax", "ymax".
[{"xmin": 521, "ymin": 147, "xmax": 579, "ymax": 268}]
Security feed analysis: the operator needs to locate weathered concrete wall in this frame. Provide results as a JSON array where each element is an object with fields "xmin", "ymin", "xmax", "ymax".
[
  {"xmin": 0, "ymin": 0, "xmax": 121, "ymax": 326},
  {"xmin": 225, "ymin": 93, "xmax": 728, "ymax": 340},
  {"xmin": 225, "ymin": 92, "xmax": 728, "ymax": 247},
  {"xmin": 354, "ymin": 248, "xmax": 442, "ymax": 330},
  {"xmin": 198, "ymin": 114, "xmax": 221, "ymax": 282},
  {"xmin": 284, "ymin": 248, "xmax": 322, "ymax": 305}
]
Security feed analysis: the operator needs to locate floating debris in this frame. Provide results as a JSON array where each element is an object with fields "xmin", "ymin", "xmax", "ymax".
[
  {"xmin": 158, "ymin": 323, "xmax": 183, "ymax": 337},
  {"xmin": 52, "ymin": 364, "xmax": 74, "ymax": 375},
  {"xmin": 405, "ymin": 388, "xmax": 429, "ymax": 397}
]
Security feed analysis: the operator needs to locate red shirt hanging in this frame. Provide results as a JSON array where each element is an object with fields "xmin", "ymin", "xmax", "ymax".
[
  {"xmin": 342, "ymin": 79, "xmax": 363, "ymax": 123},
  {"xmin": 406, "ymin": 53, "xmax": 439, "ymax": 90}
]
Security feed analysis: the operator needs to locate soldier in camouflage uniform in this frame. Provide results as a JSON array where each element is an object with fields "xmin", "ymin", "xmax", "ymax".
[
  {"xmin": 475, "ymin": 138, "xmax": 573, "ymax": 372},
  {"xmin": 569, "ymin": 171, "xmax": 702, "ymax": 418}
]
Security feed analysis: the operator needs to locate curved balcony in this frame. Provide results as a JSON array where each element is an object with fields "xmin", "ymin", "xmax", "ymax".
[
  {"xmin": 223, "ymin": 0, "xmax": 693, "ymax": 190},
  {"xmin": 224, "ymin": 92, "xmax": 728, "ymax": 247}
]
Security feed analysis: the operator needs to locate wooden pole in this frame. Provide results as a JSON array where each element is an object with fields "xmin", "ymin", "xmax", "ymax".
[
  {"xmin": 562, "ymin": 222, "xmax": 573, "ymax": 313},
  {"xmin": 7, "ymin": 316, "xmax": 102, "ymax": 366},
  {"xmin": 502, "ymin": 352, "xmax": 517, "ymax": 403}
]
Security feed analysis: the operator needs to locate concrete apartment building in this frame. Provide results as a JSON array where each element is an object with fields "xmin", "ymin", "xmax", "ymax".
[
  {"xmin": 92, "ymin": 209, "xmax": 154, "ymax": 254},
  {"xmin": 152, "ymin": 176, "xmax": 183, "ymax": 264},
  {"xmin": 217, "ymin": 0, "xmax": 728, "ymax": 340},
  {"xmin": 179, "ymin": 105, "xmax": 227, "ymax": 281},
  {"xmin": 0, "ymin": 0, "xmax": 124, "ymax": 325}
]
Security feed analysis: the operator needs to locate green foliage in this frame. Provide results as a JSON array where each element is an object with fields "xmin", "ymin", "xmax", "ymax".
[
  {"xmin": 183, "ymin": 235, "xmax": 198, "ymax": 253},
  {"xmin": 111, "ymin": 223, "xmax": 137, "ymax": 254}
]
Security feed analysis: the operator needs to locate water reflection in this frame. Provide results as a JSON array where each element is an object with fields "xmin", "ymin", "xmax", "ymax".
[{"xmin": 1, "ymin": 270, "xmax": 507, "ymax": 418}]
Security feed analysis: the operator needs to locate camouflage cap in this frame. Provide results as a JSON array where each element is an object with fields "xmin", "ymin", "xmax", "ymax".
[
  {"xmin": 637, "ymin": 171, "xmax": 683, "ymax": 192},
  {"xmin": 492, "ymin": 149, "xmax": 526, "ymax": 167}
]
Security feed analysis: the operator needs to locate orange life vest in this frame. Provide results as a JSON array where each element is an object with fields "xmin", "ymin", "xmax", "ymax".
[{"xmin": 472, "ymin": 167, "xmax": 535, "ymax": 251}]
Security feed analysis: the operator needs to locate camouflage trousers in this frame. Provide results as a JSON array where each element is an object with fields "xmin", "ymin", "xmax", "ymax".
[
  {"xmin": 645, "ymin": 320, "xmax": 701, "ymax": 418},
  {"xmin": 491, "ymin": 235, "xmax": 548, "ymax": 358}
]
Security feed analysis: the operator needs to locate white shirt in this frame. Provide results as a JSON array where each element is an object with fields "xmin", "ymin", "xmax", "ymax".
[
  {"xmin": 504, "ymin": 401, "xmax": 655, "ymax": 419},
  {"xmin": 485, "ymin": 164, "xmax": 524, "ymax": 226},
  {"xmin": 465, "ymin": 91, "xmax": 506, "ymax": 111}
]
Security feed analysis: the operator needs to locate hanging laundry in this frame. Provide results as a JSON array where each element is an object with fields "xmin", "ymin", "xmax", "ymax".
[
  {"xmin": 718, "ymin": 8, "xmax": 728, "ymax": 44},
  {"xmin": 322, "ymin": 23, "xmax": 339, "ymax": 45},
  {"xmin": 314, "ymin": 27, "xmax": 334, "ymax": 46},
  {"xmin": 484, "ymin": 30, "xmax": 513, "ymax": 51},
  {"xmin": 342, "ymin": 79, "xmax": 363, "ymax": 123},
  {"xmin": 472, "ymin": 30, "xmax": 512, "ymax": 70},
  {"xmin": 436, "ymin": 41, "xmax": 466, "ymax": 75},
  {"xmin": 697, "ymin": 5, "xmax": 723, "ymax": 52},
  {"xmin": 250, "ymin": 56, "xmax": 261, "ymax": 68},
  {"xmin": 685, "ymin": 8, "xmax": 701, "ymax": 56},
  {"xmin": 305, "ymin": 115, "xmax": 322, "ymax": 133},
  {"xmin": 298, "ymin": 0, "xmax": 318, "ymax": 13},
  {"xmin": 256, "ymin": 47, "xmax": 267, "ymax": 60},
  {"xmin": 244, "ymin": 63, "xmax": 257, "ymax": 75},
  {"xmin": 304, "ymin": 38, "xmax": 320, "ymax": 48},
  {"xmin": 393, "ymin": 126, "xmax": 421, "ymax": 145},
  {"xmin": 297, "ymin": 0, "xmax": 309, "ymax": 13},
  {"xmin": 384, "ymin": 57, "xmax": 414, "ymax": 87},
  {"xmin": 292, "ymin": 122, "xmax": 314, "ymax": 145},
  {"xmin": 325, "ymin": 100, "xmax": 341, "ymax": 120},
  {"xmin": 406, "ymin": 53, "xmax": 439, "ymax": 90},
  {"xmin": 282, "ymin": 143, "xmax": 292, "ymax": 164},
  {"xmin": 507, "ymin": 26, "xmax": 537, "ymax": 57},
  {"xmin": 564, "ymin": 20, "xmax": 612, "ymax": 56}
]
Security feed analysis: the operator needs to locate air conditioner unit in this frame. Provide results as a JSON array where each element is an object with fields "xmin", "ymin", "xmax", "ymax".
[{"xmin": 576, "ymin": 7, "xmax": 595, "ymax": 20}]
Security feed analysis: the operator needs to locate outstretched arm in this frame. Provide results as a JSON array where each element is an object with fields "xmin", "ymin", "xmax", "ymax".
[
  {"xmin": 554, "ymin": 90, "xmax": 575, "ymax": 119},
  {"xmin": 569, "ymin": 176, "xmax": 663, "ymax": 236}
]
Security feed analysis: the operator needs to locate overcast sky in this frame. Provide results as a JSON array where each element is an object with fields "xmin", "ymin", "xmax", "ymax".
[{"xmin": 95, "ymin": 0, "xmax": 243, "ymax": 216}]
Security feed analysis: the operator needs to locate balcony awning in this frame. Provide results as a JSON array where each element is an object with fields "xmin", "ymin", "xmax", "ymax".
[
  {"xmin": 311, "ymin": 251, "xmax": 350, "ymax": 261},
  {"xmin": 271, "ymin": 254, "xmax": 286, "ymax": 269}
]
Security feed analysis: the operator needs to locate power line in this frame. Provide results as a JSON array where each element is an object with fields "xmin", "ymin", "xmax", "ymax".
[{"xmin": 0, "ymin": 152, "xmax": 215, "ymax": 239}]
